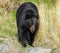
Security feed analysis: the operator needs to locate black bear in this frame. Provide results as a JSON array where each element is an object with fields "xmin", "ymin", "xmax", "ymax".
[{"xmin": 16, "ymin": 2, "xmax": 39, "ymax": 47}]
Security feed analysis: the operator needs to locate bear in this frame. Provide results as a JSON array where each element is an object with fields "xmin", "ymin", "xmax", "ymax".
[{"xmin": 16, "ymin": 2, "xmax": 39, "ymax": 47}]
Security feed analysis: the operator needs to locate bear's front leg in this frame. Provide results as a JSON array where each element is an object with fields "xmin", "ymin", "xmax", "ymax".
[{"xmin": 18, "ymin": 28, "xmax": 27, "ymax": 47}]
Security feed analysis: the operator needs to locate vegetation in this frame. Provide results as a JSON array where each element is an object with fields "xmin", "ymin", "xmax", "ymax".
[{"xmin": 0, "ymin": 0, "xmax": 60, "ymax": 48}]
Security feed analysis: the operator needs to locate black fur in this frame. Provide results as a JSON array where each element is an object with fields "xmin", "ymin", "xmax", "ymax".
[{"xmin": 16, "ymin": 2, "xmax": 39, "ymax": 47}]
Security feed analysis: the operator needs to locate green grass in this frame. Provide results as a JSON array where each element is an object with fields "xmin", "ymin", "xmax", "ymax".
[
  {"xmin": 19, "ymin": 0, "xmax": 39, "ymax": 4},
  {"xmin": 0, "ymin": 40, "xmax": 4, "ymax": 44},
  {"xmin": 0, "ymin": 10, "xmax": 17, "ymax": 37},
  {"xmin": 0, "ymin": 0, "xmax": 60, "ymax": 48}
]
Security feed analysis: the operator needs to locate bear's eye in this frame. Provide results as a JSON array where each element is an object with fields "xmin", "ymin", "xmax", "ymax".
[
  {"xmin": 25, "ymin": 15, "xmax": 31, "ymax": 19},
  {"xmin": 25, "ymin": 10, "xmax": 34, "ymax": 19},
  {"xmin": 25, "ymin": 17, "xmax": 30, "ymax": 19}
]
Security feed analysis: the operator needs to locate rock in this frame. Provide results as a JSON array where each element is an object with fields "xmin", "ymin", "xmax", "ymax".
[
  {"xmin": 0, "ymin": 37, "xmax": 60, "ymax": 53},
  {"xmin": 0, "ymin": 37, "xmax": 21, "ymax": 53},
  {"xmin": 24, "ymin": 47, "xmax": 52, "ymax": 53},
  {"xmin": 51, "ymin": 48, "xmax": 60, "ymax": 53}
]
